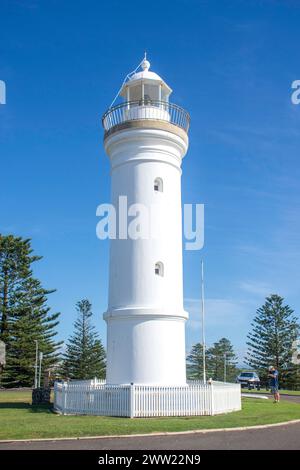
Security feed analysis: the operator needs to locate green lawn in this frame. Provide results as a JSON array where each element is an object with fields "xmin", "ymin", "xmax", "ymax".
[
  {"xmin": 0, "ymin": 391, "xmax": 300, "ymax": 440},
  {"xmin": 243, "ymin": 388, "xmax": 300, "ymax": 396}
]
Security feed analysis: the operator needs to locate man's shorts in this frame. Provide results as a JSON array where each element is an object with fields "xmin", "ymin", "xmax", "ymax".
[{"xmin": 271, "ymin": 385, "xmax": 279, "ymax": 393}]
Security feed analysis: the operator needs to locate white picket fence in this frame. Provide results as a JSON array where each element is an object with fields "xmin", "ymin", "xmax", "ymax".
[{"xmin": 54, "ymin": 380, "xmax": 241, "ymax": 418}]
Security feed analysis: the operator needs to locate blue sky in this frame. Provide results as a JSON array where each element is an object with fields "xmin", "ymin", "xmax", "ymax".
[{"xmin": 0, "ymin": 0, "xmax": 299, "ymax": 364}]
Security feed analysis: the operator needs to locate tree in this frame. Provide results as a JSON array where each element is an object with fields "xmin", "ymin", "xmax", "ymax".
[
  {"xmin": 186, "ymin": 343, "xmax": 205, "ymax": 379},
  {"xmin": 0, "ymin": 235, "xmax": 40, "ymax": 342},
  {"xmin": 187, "ymin": 338, "xmax": 238, "ymax": 382},
  {"xmin": 0, "ymin": 234, "xmax": 62, "ymax": 387},
  {"xmin": 246, "ymin": 294, "xmax": 299, "ymax": 388},
  {"xmin": 208, "ymin": 338, "xmax": 238, "ymax": 382},
  {"xmin": 62, "ymin": 299, "xmax": 106, "ymax": 380},
  {"xmin": 3, "ymin": 278, "xmax": 62, "ymax": 387}
]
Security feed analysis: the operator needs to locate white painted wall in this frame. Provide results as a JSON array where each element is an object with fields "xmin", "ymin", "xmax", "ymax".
[{"xmin": 104, "ymin": 127, "xmax": 189, "ymax": 385}]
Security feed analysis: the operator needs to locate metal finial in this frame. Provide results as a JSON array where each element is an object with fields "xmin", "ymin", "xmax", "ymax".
[{"xmin": 141, "ymin": 52, "xmax": 150, "ymax": 71}]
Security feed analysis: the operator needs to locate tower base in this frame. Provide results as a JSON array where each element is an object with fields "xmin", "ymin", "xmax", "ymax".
[{"xmin": 104, "ymin": 308, "xmax": 188, "ymax": 385}]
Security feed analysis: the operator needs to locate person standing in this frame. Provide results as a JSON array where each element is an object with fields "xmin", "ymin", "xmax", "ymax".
[{"xmin": 268, "ymin": 366, "xmax": 280, "ymax": 403}]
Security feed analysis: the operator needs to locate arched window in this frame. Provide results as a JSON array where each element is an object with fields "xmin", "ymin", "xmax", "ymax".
[
  {"xmin": 154, "ymin": 177, "xmax": 163, "ymax": 192},
  {"xmin": 155, "ymin": 261, "xmax": 164, "ymax": 277}
]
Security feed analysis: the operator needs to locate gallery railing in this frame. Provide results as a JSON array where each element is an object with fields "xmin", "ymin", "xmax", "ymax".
[{"xmin": 102, "ymin": 100, "xmax": 190, "ymax": 133}]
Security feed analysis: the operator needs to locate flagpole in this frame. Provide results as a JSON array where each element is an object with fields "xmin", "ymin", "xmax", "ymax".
[
  {"xmin": 34, "ymin": 340, "xmax": 38, "ymax": 389},
  {"xmin": 201, "ymin": 259, "xmax": 206, "ymax": 383}
]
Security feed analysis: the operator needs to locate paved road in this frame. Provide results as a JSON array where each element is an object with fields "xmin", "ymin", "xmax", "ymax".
[
  {"xmin": 1, "ymin": 394, "xmax": 299, "ymax": 450},
  {"xmin": 244, "ymin": 393, "xmax": 300, "ymax": 404},
  {"xmin": 1, "ymin": 421, "xmax": 300, "ymax": 450}
]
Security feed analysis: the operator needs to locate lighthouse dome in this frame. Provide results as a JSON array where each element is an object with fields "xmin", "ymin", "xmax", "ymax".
[
  {"xmin": 129, "ymin": 69, "xmax": 164, "ymax": 82},
  {"xmin": 128, "ymin": 58, "xmax": 165, "ymax": 83}
]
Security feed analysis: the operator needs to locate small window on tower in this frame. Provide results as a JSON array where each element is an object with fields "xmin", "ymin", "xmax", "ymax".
[
  {"xmin": 154, "ymin": 177, "xmax": 163, "ymax": 192},
  {"xmin": 155, "ymin": 262, "xmax": 164, "ymax": 277}
]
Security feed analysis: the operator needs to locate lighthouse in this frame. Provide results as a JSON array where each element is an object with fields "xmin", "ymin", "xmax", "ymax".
[
  {"xmin": 53, "ymin": 57, "xmax": 241, "ymax": 418},
  {"xmin": 102, "ymin": 57, "xmax": 190, "ymax": 386}
]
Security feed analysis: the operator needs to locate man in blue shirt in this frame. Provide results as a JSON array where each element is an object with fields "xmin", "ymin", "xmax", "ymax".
[{"xmin": 268, "ymin": 366, "xmax": 280, "ymax": 403}]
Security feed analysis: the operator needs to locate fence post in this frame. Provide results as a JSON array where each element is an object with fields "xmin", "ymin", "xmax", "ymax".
[
  {"xmin": 129, "ymin": 383, "xmax": 135, "ymax": 418},
  {"xmin": 53, "ymin": 382, "xmax": 57, "ymax": 411},
  {"xmin": 210, "ymin": 382, "xmax": 215, "ymax": 416},
  {"xmin": 63, "ymin": 382, "xmax": 67, "ymax": 415}
]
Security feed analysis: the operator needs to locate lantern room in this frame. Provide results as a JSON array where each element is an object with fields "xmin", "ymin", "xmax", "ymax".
[
  {"xmin": 120, "ymin": 57, "xmax": 172, "ymax": 104},
  {"xmin": 102, "ymin": 56, "xmax": 190, "ymax": 134}
]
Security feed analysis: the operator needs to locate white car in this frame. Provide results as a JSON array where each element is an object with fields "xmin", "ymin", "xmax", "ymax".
[{"xmin": 236, "ymin": 372, "xmax": 261, "ymax": 389}]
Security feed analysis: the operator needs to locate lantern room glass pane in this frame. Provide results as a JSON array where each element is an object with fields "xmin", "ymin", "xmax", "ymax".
[
  {"xmin": 129, "ymin": 84, "xmax": 142, "ymax": 102},
  {"xmin": 144, "ymin": 83, "xmax": 159, "ymax": 103},
  {"xmin": 161, "ymin": 88, "xmax": 169, "ymax": 102}
]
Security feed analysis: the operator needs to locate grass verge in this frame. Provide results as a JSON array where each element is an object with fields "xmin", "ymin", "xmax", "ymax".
[
  {"xmin": 0, "ymin": 391, "xmax": 300, "ymax": 440},
  {"xmin": 243, "ymin": 388, "xmax": 300, "ymax": 396}
]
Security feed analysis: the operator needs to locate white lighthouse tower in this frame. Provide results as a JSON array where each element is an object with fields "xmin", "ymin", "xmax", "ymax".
[
  {"xmin": 53, "ymin": 57, "xmax": 241, "ymax": 418},
  {"xmin": 102, "ymin": 57, "xmax": 190, "ymax": 386}
]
